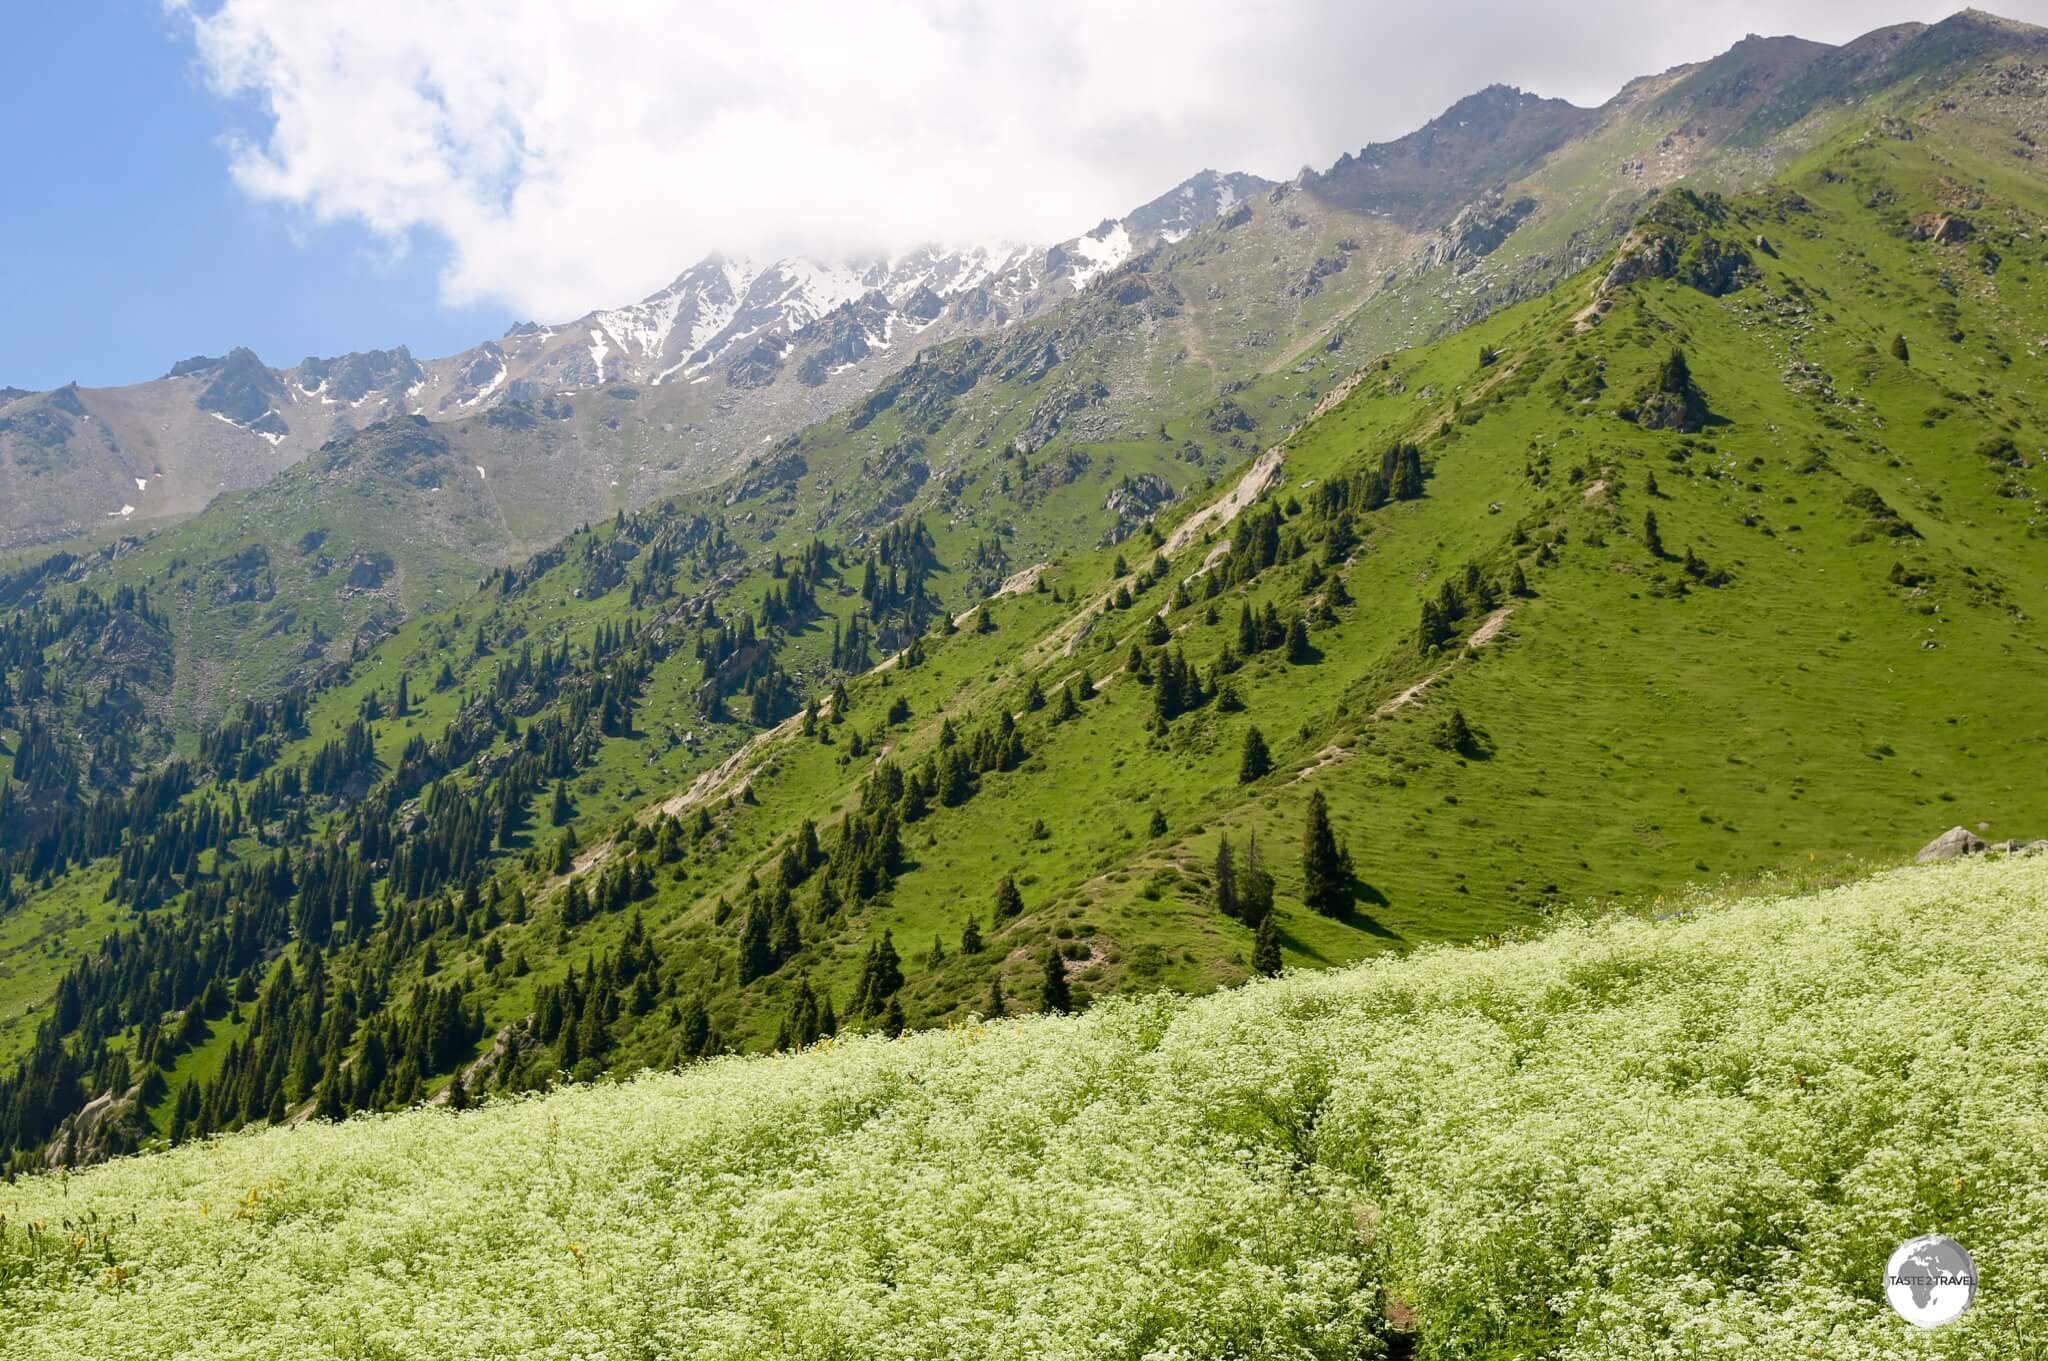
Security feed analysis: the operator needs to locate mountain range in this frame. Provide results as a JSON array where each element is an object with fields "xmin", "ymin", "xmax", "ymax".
[
  {"xmin": 14, "ymin": 14, "xmax": 2019, "ymax": 566},
  {"xmin": 0, "ymin": 171, "xmax": 1268, "ymax": 555}
]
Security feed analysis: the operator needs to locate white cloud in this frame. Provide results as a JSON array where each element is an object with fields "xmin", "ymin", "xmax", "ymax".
[{"xmin": 174, "ymin": 0, "xmax": 2048, "ymax": 321}]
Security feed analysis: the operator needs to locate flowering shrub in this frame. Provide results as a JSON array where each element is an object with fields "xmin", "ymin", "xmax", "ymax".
[{"xmin": 3, "ymin": 857, "xmax": 2044, "ymax": 1359}]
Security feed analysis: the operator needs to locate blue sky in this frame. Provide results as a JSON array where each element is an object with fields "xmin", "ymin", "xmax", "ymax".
[
  {"xmin": 0, "ymin": 3, "xmax": 512, "ymax": 391},
  {"xmin": 7, "ymin": 2, "xmax": 2046, "ymax": 395}
]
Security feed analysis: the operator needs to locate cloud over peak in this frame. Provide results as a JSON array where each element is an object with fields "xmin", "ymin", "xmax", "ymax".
[{"xmin": 176, "ymin": 0, "xmax": 2019, "ymax": 321}]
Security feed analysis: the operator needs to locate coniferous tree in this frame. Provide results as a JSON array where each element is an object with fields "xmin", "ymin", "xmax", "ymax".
[
  {"xmin": 1240, "ymin": 834, "xmax": 1274, "ymax": 924},
  {"xmin": 960, "ymin": 916, "xmax": 984, "ymax": 954},
  {"xmin": 1239, "ymin": 725, "xmax": 1272, "ymax": 783},
  {"xmin": 1301, "ymin": 789, "xmax": 1351, "ymax": 917},
  {"xmin": 1252, "ymin": 912, "xmax": 1282, "ymax": 977},
  {"xmin": 1148, "ymin": 807, "xmax": 1168, "ymax": 838},
  {"xmin": 1436, "ymin": 707, "xmax": 1475, "ymax": 754},
  {"xmin": 1418, "ymin": 598, "xmax": 1453, "ymax": 651},
  {"xmin": 1642, "ymin": 509, "xmax": 1665, "ymax": 559},
  {"xmin": 1214, "ymin": 835, "xmax": 1239, "ymax": 920},
  {"xmin": 1041, "ymin": 945, "xmax": 1072, "ymax": 1014},
  {"xmin": 994, "ymin": 874, "xmax": 1024, "ymax": 920},
  {"xmin": 550, "ymin": 780, "xmax": 572, "ymax": 826},
  {"xmin": 737, "ymin": 903, "xmax": 776, "ymax": 983},
  {"xmin": 986, "ymin": 974, "xmax": 1006, "ymax": 1017},
  {"xmin": 852, "ymin": 930, "xmax": 904, "ymax": 1017},
  {"xmin": 882, "ymin": 997, "xmax": 906, "ymax": 1038},
  {"xmin": 1285, "ymin": 616, "xmax": 1313, "ymax": 664},
  {"xmin": 1891, "ymin": 332, "xmax": 1911, "ymax": 363}
]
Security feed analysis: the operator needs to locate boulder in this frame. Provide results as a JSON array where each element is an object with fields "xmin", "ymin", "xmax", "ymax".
[{"xmin": 1915, "ymin": 826, "xmax": 1987, "ymax": 863}]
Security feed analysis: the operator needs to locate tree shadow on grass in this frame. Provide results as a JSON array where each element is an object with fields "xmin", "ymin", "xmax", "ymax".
[{"xmin": 1335, "ymin": 875, "xmax": 1402, "ymax": 940}]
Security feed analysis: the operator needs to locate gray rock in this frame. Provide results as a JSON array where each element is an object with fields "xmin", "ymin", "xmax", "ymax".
[{"xmin": 1915, "ymin": 826, "xmax": 1987, "ymax": 863}]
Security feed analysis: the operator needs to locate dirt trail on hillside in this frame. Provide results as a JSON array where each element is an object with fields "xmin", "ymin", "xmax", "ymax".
[
  {"xmin": 1466, "ymin": 605, "xmax": 1514, "ymax": 649},
  {"xmin": 1371, "ymin": 607, "xmax": 1514, "ymax": 720}
]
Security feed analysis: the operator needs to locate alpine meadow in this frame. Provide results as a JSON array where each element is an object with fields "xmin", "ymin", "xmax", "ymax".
[{"xmin": 2, "ymin": 7, "xmax": 2048, "ymax": 1358}]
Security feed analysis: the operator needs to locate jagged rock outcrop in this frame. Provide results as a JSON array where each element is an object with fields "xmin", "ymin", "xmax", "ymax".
[
  {"xmin": 1601, "ymin": 189, "xmax": 1759, "ymax": 296},
  {"xmin": 1104, "ymin": 473, "xmax": 1176, "ymax": 543},
  {"xmin": 1015, "ymin": 380, "xmax": 1109, "ymax": 455},
  {"xmin": 1414, "ymin": 191, "xmax": 1539, "ymax": 273}
]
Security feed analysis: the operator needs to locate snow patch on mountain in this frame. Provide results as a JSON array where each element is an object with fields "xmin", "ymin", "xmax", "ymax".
[{"xmin": 1067, "ymin": 223, "xmax": 1133, "ymax": 290}]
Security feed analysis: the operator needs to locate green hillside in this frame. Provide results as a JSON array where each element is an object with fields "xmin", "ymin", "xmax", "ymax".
[
  {"xmin": 0, "ymin": 33, "xmax": 2045, "ymax": 1178},
  {"xmin": 4, "ymin": 856, "xmax": 2044, "ymax": 1358}
]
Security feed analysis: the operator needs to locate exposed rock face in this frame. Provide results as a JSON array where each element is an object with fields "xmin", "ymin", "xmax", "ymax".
[
  {"xmin": 1015, "ymin": 380, "xmax": 1109, "ymax": 455},
  {"xmin": 726, "ymin": 336, "xmax": 787, "ymax": 389},
  {"xmin": 1414, "ymin": 191, "xmax": 1539, "ymax": 273},
  {"xmin": 296, "ymin": 346, "xmax": 426, "ymax": 403},
  {"xmin": 1104, "ymin": 472, "xmax": 1176, "ymax": 543},
  {"xmin": 1916, "ymin": 826, "xmax": 1988, "ymax": 862},
  {"xmin": 1910, "ymin": 213, "xmax": 1973, "ymax": 243},
  {"xmin": 1601, "ymin": 190, "xmax": 1759, "ymax": 296},
  {"xmin": 196, "ymin": 347, "xmax": 289, "ymax": 435}
]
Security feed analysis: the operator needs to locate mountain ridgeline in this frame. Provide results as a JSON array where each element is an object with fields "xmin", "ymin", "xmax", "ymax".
[{"xmin": 0, "ymin": 11, "xmax": 2045, "ymax": 1172}]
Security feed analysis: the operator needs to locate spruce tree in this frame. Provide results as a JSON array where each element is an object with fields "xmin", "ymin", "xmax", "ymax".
[
  {"xmin": 1042, "ymin": 945, "xmax": 1072, "ymax": 1014},
  {"xmin": 1642, "ymin": 509, "xmax": 1665, "ymax": 559},
  {"xmin": 550, "ymin": 780, "xmax": 572, "ymax": 826},
  {"xmin": 1214, "ymin": 835, "xmax": 1239, "ymax": 920},
  {"xmin": 994, "ymin": 874, "xmax": 1024, "ymax": 919},
  {"xmin": 1301, "ymin": 789, "xmax": 1350, "ymax": 917},
  {"xmin": 1437, "ymin": 707, "xmax": 1475, "ymax": 754},
  {"xmin": 1285, "ymin": 616, "xmax": 1313, "ymax": 664},
  {"xmin": 1239, "ymin": 725, "xmax": 1272, "ymax": 783},
  {"xmin": 1240, "ymin": 834, "xmax": 1274, "ymax": 924},
  {"xmin": 1418, "ymin": 599, "xmax": 1452, "ymax": 651},
  {"xmin": 987, "ymin": 974, "xmax": 1006, "ymax": 1018},
  {"xmin": 1891, "ymin": 332, "xmax": 1911, "ymax": 363},
  {"xmin": 1252, "ymin": 912, "xmax": 1282, "ymax": 977},
  {"xmin": 882, "ymin": 997, "xmax": 906, "ymax": 1038},
  {"xmin": 960, "ymin": 916, "xmax": 984, "ymax": 954},
  {"xmin": 1148, "ymin": 807, "xmax": 1168, "ymax": 837}
]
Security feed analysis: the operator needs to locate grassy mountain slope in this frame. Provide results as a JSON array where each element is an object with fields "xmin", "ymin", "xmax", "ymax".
[
  {"xmin": 418, "ymin": 104, "xmax": 2045, "ymax": 1053},
  {"xmin": 1, "ymin": 29, "xmax": 2045, "ymax": 1167},
  {"xmin": 5, "ymin": 856, "xmax": 2046, "ymax": 1358}
]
